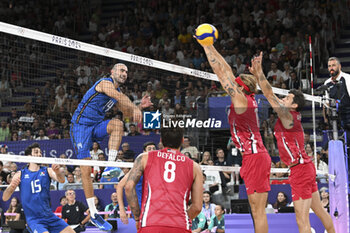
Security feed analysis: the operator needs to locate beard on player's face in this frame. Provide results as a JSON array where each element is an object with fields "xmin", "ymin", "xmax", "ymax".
[{"xmin": 329, "ymin": 68, "xmax": 339, "ymax": 77}]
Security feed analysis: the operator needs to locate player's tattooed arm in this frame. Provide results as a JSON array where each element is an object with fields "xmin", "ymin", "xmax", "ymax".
[
  {"xmin": 202, "ymin": 45, "xmax": 244, "ymax": 99},
  {"xmin": 125, "ymin": 154, "xmax": 146, "ymax": 221}
]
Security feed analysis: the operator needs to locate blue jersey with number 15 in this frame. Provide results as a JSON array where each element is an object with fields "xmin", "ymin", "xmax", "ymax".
[
  {"xmin": 71, "ymin": 77, "xmax": 120, "ymax": 125},
  {"xmin": 20, "ymin": 166, "xmax": 53, "ymax": 221}
]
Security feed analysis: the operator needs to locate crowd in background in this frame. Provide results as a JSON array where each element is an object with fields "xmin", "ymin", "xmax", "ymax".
[
  {"xmin": 0, "ymin": 1, "xmax": 346, "ymax": 224},
  {"xmin": 0, "ymin": 0, "xmax": 344, "ymax": 143}
]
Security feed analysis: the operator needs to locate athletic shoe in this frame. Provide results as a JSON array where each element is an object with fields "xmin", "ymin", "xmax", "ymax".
[
  {"xmin": 102, "ymin": 167, "xmax": 122, "ymax": 178},
  {"xmin": 90, "ymin": 213, "xmax": 112, "ymax": 231}
]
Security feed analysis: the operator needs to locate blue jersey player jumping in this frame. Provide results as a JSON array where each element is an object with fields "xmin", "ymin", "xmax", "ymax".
[
  {"xmin": 70, "ymin": 63, "xmax": 152, "ymax": 230},
  {"xmin": 2, "ymin": 143, "xmax": 75, "ymax": 233},
  {"xmin": 116, "ymin": 141, "xmax": 157, "ymax": 224}
]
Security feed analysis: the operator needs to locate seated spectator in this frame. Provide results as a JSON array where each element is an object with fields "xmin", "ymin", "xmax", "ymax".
[
  {"xmin": 267, "ymin": 62, "xmax": 283, "ymax": 87},
  {"xmin": 205, "ymin": 204, "xmax": 225, "ymax": 233},
  {"xmin": 54, "ymin": 196, "xmax": 68, "ymax": 215},
  {"xmin": 288, "ymin": 71, "xmax": 300, "ymax": 90},
  {"xmin": 73, "ymin": 167, "xmax": 82, "ymax": 183},
  {"xmin": 200, "ymin": 151, "xmax": 211, "ymax": 165},
  {"xmin": 62, "ymin": 189, "xmax": 90, "ymax": 233},
  {"xmin": 178, "ymin": 27, "xmax": 192, "ymax": 44},
  {"xmin": 305, "ymin": 143, "xmax": 314, "ymax": 158},
  {"xmin": 158, "ymin": 93, "xmax": 171, "ymax": 110},
  {"xmin": 320, "ymin": 187, "xmax": 329, "ymax": 212},
  {"xmin": 154, "ymin": 82, "xmax": 168, "ymax": 100},
  {"xmin": 94, "ymin": 153, "xmax": 106, "ymax": 181},
  {"xmin": 273, "ymin": 192, "xmax": 289, "ymax": 210},
  {"xmin": 20, "ymin": 129, "xmax": 33, "ymax": 141},
  {"xmin": 0, "ymin": 161, "xmax": 9, "ymax": 184},
  {"xmin": 0, "ymin": 144, "xmax": 8, "ymax": 154},
  {"xmin": 117, "ymin": 150, "xmax": 124, "ymax": 161},
  {"xmin": 63, "ymin": 173, "xmax": 80, "ymax": 190},
  {"xmin": 161, "ymin": 101, "xmax": 174, "ymax": 118},
  {"xmin": 46, "ymin": 121, "xmax": 60, "ymax": 139},
  {"xmin": 316, "ymin": 151, "xmax": 328, "ymax": 183},
  {"xmin": 128, "ymin": 124, "xmax": 141, "ymax": 136},
  {"xmin": 173, "ymin": 89, "xmax": 183, "ymax": 106},
  {"xmin": 104, "ymin": 192, "xmax": 121, "ymax": 232},
  {"xmin": 202, "ymin": 191, "xmax": 216, "ymax": 227},
  {"xmin": 99, "ymin": 174, "xmax": 118, "ymax": 190},
  {"xmin": 77, "ymin": 69, "xmax": 89, "ymax": 87},
  {"xmin": 181, "ymin": 136, "xmax": 199, "ymax": 160},
  {"xmin": 203, "ymin": 160, "xmax": 221, "ymax": 194},
  {"xmin": 227, "ymin": 138, "xmax": 241, "ymax": 185},
  {"xmin": 214, "ymin": 148, "xmax": 231, "ymax": 194},
  {"xmin": 90, "ymin": 195, "xmax": 103, "ymax": 216},
  {"xmin": 281, "ymin": 62, "xmax": 292, "ymax": 87},
  {"xmin": 185, "ymin": 90, "xmax": 196, "ymax": 109},
  {"xmin": 5, "ymin": 197, "xmax": 19, "ymax": 224},
  {"xmin": 5, "ymin": 197, "xmax": 26, "ymax": 233},
  {"xmin": 11, "ymin": 132, "xmax": 19, "ymax": 141},
  {"xmin": 234, "ymin": 57, "xmax": 246, "ymax": 75},
  {"xmin": 121, "ymin": 143, "xmax": 135, "ymax": 162},
  {"xmin": 90, "ymin": 142, "xmax": 103, "ymax": 160},
  {"xmin": 9, "ymin": 163, "xmax": 17, "ymax": 173},
  {"xmin": 54, "ymin": 87, "xmax": 67, "ymax": 111},
  {"xmin": 34, "ymin": 129, "xmax": 49, "ymax": 140},
  {"xmin": 191, "ymin": 210, "xmax": 207, "ymax": 232}
]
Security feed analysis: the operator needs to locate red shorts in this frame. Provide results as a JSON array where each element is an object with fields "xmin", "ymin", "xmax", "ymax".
[
  {"xmin": 139, "ymin": 226, "xmax": 191, "ymax": 233},
  {"xmin": 289, "ymin": 162, "xmax": 317, "ymax": 201},
  {"xmin": 240, "ymin": 153, "xmax": 271, "ymax": 195}
]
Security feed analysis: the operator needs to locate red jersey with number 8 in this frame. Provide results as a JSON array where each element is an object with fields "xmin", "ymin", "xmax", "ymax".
[
  {"xmin": 228, "ymin": 94, "xmax": 268, "ymax": 155},
  {"xmin": 140, "ymin": 148, "xmax": 194, "ymax": 230}
]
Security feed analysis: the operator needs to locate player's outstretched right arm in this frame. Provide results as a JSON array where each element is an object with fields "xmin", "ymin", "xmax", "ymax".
[
  {"xmin": 200, "ymin": 45, "xmax": 246, "ymax": 104},
  {"xmin": 2, "ymin": 171, "xmax": 21, "ymax": 201},
  {"xmin": 96, "ymin": 80, "xmax": 142, "ymax": 122},
  {"xmin": 187, "ymin": 162, "xmax": 203, "ymax": 220}
]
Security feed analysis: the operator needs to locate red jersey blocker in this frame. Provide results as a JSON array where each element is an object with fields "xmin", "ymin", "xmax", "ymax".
[
  {"xmin": 139, "ymin": 148, "xmax": 193, "ymax": 233},
  {"xmin": 228, "ymin": 94, "xmax": 271, "ymax": 195},
  {"xmin": 274, "ymin": 111, "xmax": 317, "ymax": 201}
]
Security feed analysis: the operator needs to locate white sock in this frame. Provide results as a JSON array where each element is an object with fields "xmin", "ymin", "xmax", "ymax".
[
  {"xmin": 108, "ymin": 149, "xmax": 118, "ymax": 162},
  {"xmin": 87, "ymin": 197, "xmax": 98, "ymax": 217}
]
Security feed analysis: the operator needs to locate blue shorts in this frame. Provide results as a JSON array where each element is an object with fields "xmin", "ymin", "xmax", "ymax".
[
  {"xmin": 70, "ymin": 120, "xmax": 110, "ymax": 159},
  {"xmin": 27, "ymin": 214, "xmax": 68, "ymax": 233}
]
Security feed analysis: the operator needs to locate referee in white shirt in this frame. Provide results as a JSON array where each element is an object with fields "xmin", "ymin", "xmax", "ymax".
[{"xmin": 324, "ymin": 57, "xmax": 350, "ymax": 159}]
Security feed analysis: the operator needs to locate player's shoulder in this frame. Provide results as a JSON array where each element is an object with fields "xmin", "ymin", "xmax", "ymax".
[{"xmin": 341, "ymin": 71, "xmax": 350, "ymax": 78}]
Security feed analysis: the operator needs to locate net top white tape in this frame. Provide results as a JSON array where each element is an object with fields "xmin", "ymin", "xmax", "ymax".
[
  {"xmin": 0, "ymin": 154, "xmax": 332, "ymax": 177},
  {"xmin": 0, "ymin": 21, "xmax": 323, "ymax": 103}
]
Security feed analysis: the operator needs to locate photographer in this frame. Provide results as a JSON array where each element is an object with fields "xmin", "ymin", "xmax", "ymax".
[{"xmin": 323, "ymin": 57, "xmax": 350, "ymax": 148}]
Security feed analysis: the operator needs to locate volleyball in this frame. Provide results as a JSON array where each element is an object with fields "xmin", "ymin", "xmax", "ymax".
[{"xmin": 194, "ymin": 23, "xmax": 219, "ymax": 46}]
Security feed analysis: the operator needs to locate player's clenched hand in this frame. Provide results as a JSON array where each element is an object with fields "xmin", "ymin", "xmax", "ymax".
[
  {"xmin": 133, "ymin": 108, "xmax": 142, "ymax": 123},
  {"xmin": 10, "ymin": 175, "xmax": 20, "ymax": 189},
  {"xmin": 52, "ymin": 164, "xmax": 60, "ymax": 173},
  {"xmin": 120, "ymin": 210, "xmax": 129, "ymax": 225},
  {"xmin": 140, "ymin": 95, "xmax": 153, "ymax": 109}
]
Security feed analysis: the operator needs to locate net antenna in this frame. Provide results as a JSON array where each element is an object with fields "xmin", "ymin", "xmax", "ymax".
[{"xmin": 309, "ymin": 36, "xmax": 318, "ymax": 171}]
